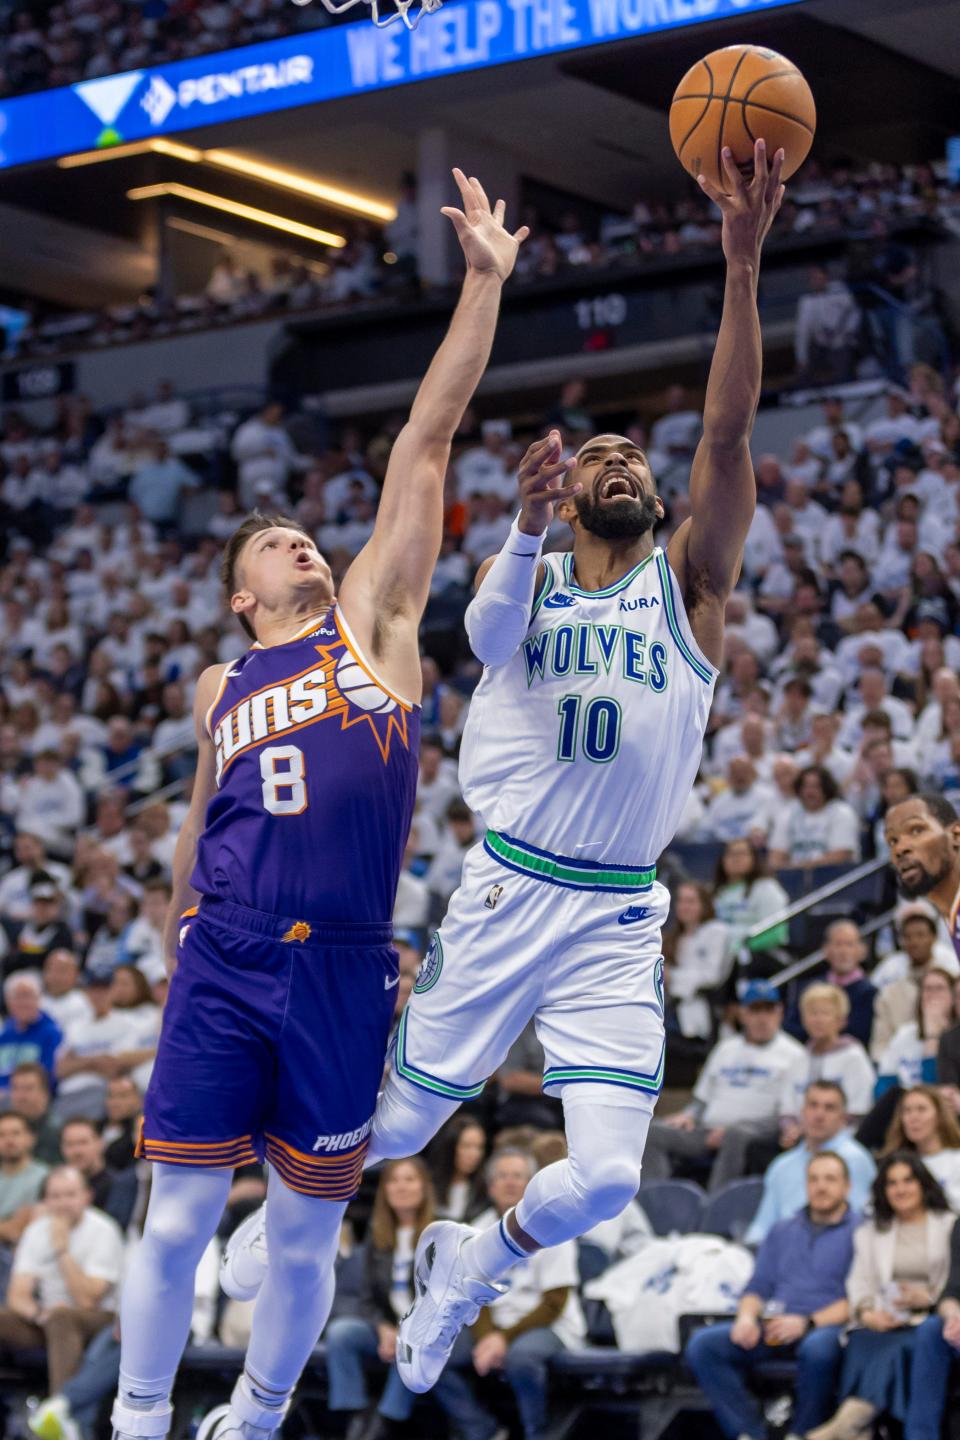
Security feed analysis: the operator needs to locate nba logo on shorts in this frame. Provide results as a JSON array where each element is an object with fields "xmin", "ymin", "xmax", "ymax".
[{"xmin": 484, "ymin": 884, "xmax": 504, "ymax": 910}]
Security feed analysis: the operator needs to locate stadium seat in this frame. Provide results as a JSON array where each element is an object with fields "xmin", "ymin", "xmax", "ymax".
[
  {"xmin": 638, "ymin": 1180, "xmax": 705, "ymax": 1236},
  {"xmin": 700, "ymin": 1178, "xmax": 764, "ymax": 1241}
]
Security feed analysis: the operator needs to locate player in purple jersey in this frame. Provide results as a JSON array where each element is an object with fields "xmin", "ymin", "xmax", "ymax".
[
  {"xmin": 886, "ymin": 793, "xmax": 960, "ymax": 966},
  {"xmin": 110, "ymin": 170, "xmax": 540, "ymax": 1440}
]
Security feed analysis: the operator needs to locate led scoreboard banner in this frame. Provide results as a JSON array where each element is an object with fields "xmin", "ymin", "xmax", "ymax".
[{"xmin": 0, "ymin": 0, "xmax": 806, "ymax": 172}]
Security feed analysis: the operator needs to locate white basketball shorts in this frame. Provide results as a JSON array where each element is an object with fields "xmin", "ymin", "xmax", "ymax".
[{"xmin": 392, "ymin": 832, "xmax": 667, "ymax": 1103}]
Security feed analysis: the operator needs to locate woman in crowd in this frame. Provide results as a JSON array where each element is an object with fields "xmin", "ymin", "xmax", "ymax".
[
  {"xmin": 883, "ymin": 1085, "xmax": 960, "ymax": 1210},
  {"xmin": 877, "ymin": 967, "xmax": 957, "ymax": 1093},
  {"xmin": 767, "ymin": 764, "xmax": 862, "ymax": 871},
  {"xmin": 324, "ymin": 1158, "xmax": 435, "ymax": 1440},
  {"xmin": 711, "ymin": 838, "xmax": 789, "ymax": 957},
  {"xmin": 780, "ymin": 984, "xmax": 876, "ymax": 1143},
  {"xmin": 810, "ymin": 1153, "xmax": 955, "ymax": 1440},
  {"xmin": 427, "ymin": 1115, "xmax": 489, "ymax": 1222},
  {"xmin": 662, "ymin": 881, "xmax": 732, "ymax": 1041}
]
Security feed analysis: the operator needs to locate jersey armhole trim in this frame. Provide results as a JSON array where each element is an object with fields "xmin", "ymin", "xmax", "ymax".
[
  {"xmin": 204, "ymin": 664, "xmax": 235, "ymax": 739},
  {"xmin": 334, "ymin": 604, "xmax": 415, "ymax": 710},
  {"xmin": 655, "ymin": 552, "xmax": 718, "ymax": 686},
  {"xmin": 530, "ymin": 560, "xmax": 554, "ymax": 621}
]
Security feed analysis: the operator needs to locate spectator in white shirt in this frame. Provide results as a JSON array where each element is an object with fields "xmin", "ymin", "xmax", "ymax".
[
  {"xmin": 794, "ymin": 266, "xmax": 861, "ymax": 385},
  {"xmin": 767, "ymin": 764, "xmax": 862, "ymax": 870},
  {"xmin": 425, "ymin": 800, "xmax": 477, "ymax": 914},
  {"xmin": 704, "ymin": 757, "xmax": 772, "ymax": 843},
  {"xmin": 0, "ymin": 833, "xmax": 72, "ymax": 924},
  {"xmin": 644, "ymin": 980, "xmax": 807, "ymax": 1191},
  {"xmin": 663, "ymin": 882, "xmax": 732, "ymax": 1040},
  {"xmin": 463, "ymin": 493, "xmax": 512, "ymax": 567},
  {"xmin": 881, "ymin": 1085, "xmax": 960, "ymax": 1211},
  {"xmin": 804, "ymin": 396, "xmax": 863, "ymax": 461},
  {"xmin": 416, "ymin": 736, "xmax": 461, "ymax": 824},
  {"xmin": 13, "ymin": 752, "xmax": 85, "ymax": 857},
  {"xmin": 864, "ymin": 387, "xmax": 922, "ymax": 456},
  {"xmin": 873, "ymin": 516, "xmax": 919, "ymax": 596},
  {"xmin": 455, "ymin": 420, "xmax": 514, "ymax": 502},
  {"xmin": 433, "ymin": 1147, "xmax": 585, "ymax": 1440},
  {"xmin": 0, "ymin": 1165, "xmax": 124, "ymax": 1391},
  {"xmin": 821, "ymin": 491, "xmax": 881, "ymax": 575},
  {"xmin": 53, "ymin": 975, "xmax": 137, "ymax": 1123},
  {"xmin": 40, "ymin": 951, "xmax": 93, "ymax": 1039},
  {"xmin": 838, "ymin": 667, "xmax": 917, "ymax": 750},
  {"xmin": 780, "ymin": 984, "xmax": 876, "ymax": 1132},
  {"xmin": 230, "ymin": 401, "xmax": 302, "ymax": 510}
]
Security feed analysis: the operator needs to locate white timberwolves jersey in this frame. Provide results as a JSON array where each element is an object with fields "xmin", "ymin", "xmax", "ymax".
[{"xmin": 459, "ymin": 546, "xmax": 717, "ymax": 866}]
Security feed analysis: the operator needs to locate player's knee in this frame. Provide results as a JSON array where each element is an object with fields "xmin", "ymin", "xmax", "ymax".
[
  {"xmin": 571, "ymin": 1152, "xmax": 642, "ymax": 1220},
  {"xmin": 143, "ymin": 1204, "xmax": 212, "ymax": 1264}
]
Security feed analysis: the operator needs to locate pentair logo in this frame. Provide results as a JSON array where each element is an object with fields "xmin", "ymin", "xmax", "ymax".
[{"xmin": 141, "ymin": 75, "xmax": 177, "ymax": 126}]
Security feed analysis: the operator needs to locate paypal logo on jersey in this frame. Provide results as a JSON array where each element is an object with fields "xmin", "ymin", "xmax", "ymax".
[
  {"xmin": 618, "ymin": 906, "xmax": 652, "ymax": 925},
  {"xmin": 543, "ymin": 592, "xmax": 575, "ymax": 609}
]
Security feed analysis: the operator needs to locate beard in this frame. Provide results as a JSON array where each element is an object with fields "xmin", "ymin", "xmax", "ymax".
[
  {"xmin": 574, "ymin": 489, "xmax": 659, "ymax": 541},
  {"xmin": 894, "ymin": 853, "xmax": 952, "ymax": 898}
]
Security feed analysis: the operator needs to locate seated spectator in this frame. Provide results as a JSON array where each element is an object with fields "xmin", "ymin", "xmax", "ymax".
[
  {"xmin": 40, "ymin": 950, "xmax": 92, "ymax": 1038},
  {"xmin": 748, "ymin": 1081, "xmax": 875, "ymax": 1244},
  {"xmin": 127, "ymin": 441, "xmax": 198, "ymax": 530},
  {"xmin": 786, "ymin": 920, "xmax": 877, "ymax": 1050},
  {"xmin": 781, "ymin": 986, "xmax": 876, "ymax": 1131},
  {"xmin": 878, "ymin": 967, "xmax": 957, "ymax": 1094},
  {"xmin": 0, "ymin": 974, "xmax": 63, "ymax": 1092},
  {"xmin": 711, "ymin": 839, "xmax": 789, "ymax": 955},
  {"xmin": 662, "ymin": 881, "xmax": 732, "ymax": 1041},
  {"xmin": 494, "ymin": 1020, "xmax": 563, "ymax": 1133},
  {"xmin": 427, "ymin": 1116, "xmax": 489, "ymax": 1223},
  {"xmin": 0, "ymin": 1164, "xmax": 124, "ymax": 1393},
  {"xmin": 100, "ymin": 1076, "xmax": 143, "ymax": 1173},
  {"xmin": 58, "ymin": 1118, "xmax": 137, "ymax": 1233},
  {"xmin": 644, "ymin": 980, "xmax": 806, "ymax": 1193},
  {"xmin": 8, "ymin": 1063, "xmax": 61, "ymax": 1165},
  {"xmin": 768, "ymin": 764, "xmax": 862, "ymax": 870},
  {"xmin": 687, "ymin": 1151, "xmax": 856, "ymax": 1440},
  {"xmin": 882, "ymin": 1086, "xmax": 960, "ymax": 1211},
  {"xmin": 0, "ymin": 833, "xmax": 72, "ymax": 924},
  {"xmin": 703, "ymin": 757, "xmax": 773, "ymax": 842},
  {"xmin": 433, "ymin": 1147, "xmax": 585, "ymax": 1440},
  {"xmin": 872, "ymin": 910, "xmax": 954, "ymax": 1059},
  {"xmin": 794, "ymin": 265, "xmax": 861, "ymax": 385},
  {"xmin": 2, "ymin": 871, "xmax": 75, "ymax": 976},
  {"xmin": 0, "ymin": 1111, "xmax": 48, "ymax": 1259},
  {"xmin": 323, "ymin": 1158, "xmax": 435, "ymax": 1440},
  {"xmin": 903, "ymin": 1213, "xmax": 960, "ymax": 1440},
  {"xmin": 811, "ymin": 1153, "xmax": 955, "ymax": 1440},
  {"xmin": 53, "ymin": 974, "xmax": 138, "ymax": 1122}
]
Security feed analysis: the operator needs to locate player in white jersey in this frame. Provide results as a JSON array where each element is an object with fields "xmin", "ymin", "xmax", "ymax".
[{"xmin": 222, "ymin": 140, "xmax": 787, "ymax": 1395}]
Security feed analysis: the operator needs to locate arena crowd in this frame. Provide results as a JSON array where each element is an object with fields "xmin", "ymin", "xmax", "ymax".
[{"xmin": 2, "ymin": 353, "xmax": 960, "ymax": 1437}]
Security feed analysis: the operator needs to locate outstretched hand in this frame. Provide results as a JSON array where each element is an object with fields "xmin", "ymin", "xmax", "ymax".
[
  {"xmin": 517, "ymin": 430, "xmax": 581, "ymax": 536},
  {"xmin": 697, "ymin": 138, "xmax": 785, "ymax": 266},
  {"xmin": 442, "ymin": 167, "xmax": 529, "ymax": 282}
]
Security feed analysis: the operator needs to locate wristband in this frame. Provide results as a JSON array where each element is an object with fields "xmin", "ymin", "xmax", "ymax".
[{"xmin": 509, "ymin": 513, "xmax": 546, "ymax": 553}]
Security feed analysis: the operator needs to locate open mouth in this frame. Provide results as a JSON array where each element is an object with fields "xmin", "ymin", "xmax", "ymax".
[
  {"xmin": 898, "ymin": 862, "xmax": 922, "ymax": 884},
  {"xmin": 598, "ymin": 470, "xmax": 639, "ymax": 502}
]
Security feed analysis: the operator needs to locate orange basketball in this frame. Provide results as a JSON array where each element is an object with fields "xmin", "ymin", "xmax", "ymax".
[{"xmin": 669, "ymin": 44, "xmax": 816, "ymax": 192}]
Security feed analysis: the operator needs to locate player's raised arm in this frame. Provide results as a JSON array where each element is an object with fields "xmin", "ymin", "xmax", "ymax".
[
  {"xmin": 342, "ymin": 170, "xmax": 527, "ymax": 625},
  {"xmin": 669, "ymin": 139, "xmax": 785, "ymax": 603}
]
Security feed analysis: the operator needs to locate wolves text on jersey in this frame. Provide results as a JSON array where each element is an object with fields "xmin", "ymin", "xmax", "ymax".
[{"xmin": 522, "ymin": 622, "xmax": 668, "ymax": 692}]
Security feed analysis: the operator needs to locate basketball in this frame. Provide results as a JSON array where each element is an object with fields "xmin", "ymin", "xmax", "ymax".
[{"xmin": 669, "ymin": 44, "xmax": 816, "ymax": 192}]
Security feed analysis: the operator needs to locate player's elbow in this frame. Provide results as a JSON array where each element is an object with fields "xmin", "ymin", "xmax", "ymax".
[{"xmin": 465, "ymin": 595, "xmax": 528, "ymax": 667}]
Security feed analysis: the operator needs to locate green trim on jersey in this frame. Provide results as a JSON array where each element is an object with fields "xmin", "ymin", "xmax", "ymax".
[
  {"xmin": 530, "ymin": 561, "xmax": 555, "ymax": 621},
  {"xmin": 394, "ymin": 1010, "xmax": 486, "ymax": 1101},
  {"xmin": 563, "ymin": 548, "xmax": 657, "ymax": 598},
  {"xmin": 484, "ymin": 829, "xmax": 656, "ymax": 892},
  {"xmin": 654, "ymin": 551, "xmax": 713, "ymax": 684}
]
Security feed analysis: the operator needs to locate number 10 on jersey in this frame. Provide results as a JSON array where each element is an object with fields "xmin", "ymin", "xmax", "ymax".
[{"xmin": 556, "ymin": 695, "xmax": 621, "ymax": 763}]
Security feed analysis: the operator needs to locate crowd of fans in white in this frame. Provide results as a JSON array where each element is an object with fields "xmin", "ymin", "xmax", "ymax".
[
  {"xmin": 13, "ymin": 153, "xmax": 957, "ymax": 367},
  {"xmin": 3, "ymin": 357, "xmax": 960, "ymax": 1439}
]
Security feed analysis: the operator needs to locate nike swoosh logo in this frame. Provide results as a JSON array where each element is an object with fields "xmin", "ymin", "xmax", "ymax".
[
  {"xmin": 618, "ymin": 907, "xmax": 652, "ymax": 925},
  {"xmin": 226, "ymin": 668, "xmax": 242, "ymax": 678},
  {"xmin": 385, "ymin": 975, "xmax": 400, "ymax": 990}
]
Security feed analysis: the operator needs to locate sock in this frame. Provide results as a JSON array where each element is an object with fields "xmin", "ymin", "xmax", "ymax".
[
  {"xmin": 461, "ymin": 1209, "xmax": 529, "ymax": 1283},
  {"xmin": 225, "ymin": 1370, "xmax": 291, "ymax": 1436}
]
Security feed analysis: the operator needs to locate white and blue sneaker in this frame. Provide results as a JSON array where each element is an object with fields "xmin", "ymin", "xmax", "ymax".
[
  {"xmin": 397, "ymin": 1221, "xmax": 506, "ymax": 1394},
  {"xmin": 220, "ymin": 1206, "xmax": 268, "ymax": 1302}
]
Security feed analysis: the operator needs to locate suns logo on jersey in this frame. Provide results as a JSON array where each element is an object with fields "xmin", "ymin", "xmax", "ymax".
[{"xmin": 212, "ymin": 633, "xmax": 411, "ymax": 783}]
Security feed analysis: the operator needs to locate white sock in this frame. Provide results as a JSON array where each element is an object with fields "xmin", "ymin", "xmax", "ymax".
[{"xmin": 461, "ymin": 1209, "xmax": 529, "ymax": 1283}]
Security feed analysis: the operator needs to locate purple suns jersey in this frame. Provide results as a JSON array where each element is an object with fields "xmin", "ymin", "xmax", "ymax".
[{"xmin": 191, "ymin": 607, "xmax": 420, "ymax": 923}]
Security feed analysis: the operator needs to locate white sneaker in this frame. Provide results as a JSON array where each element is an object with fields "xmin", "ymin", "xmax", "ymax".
[
  {"xmin": 28, "ymin": 1398, "xmax": 80, "ymax": 1440},
  {"xmin": 396, "ymin": 1220, "xmax": 506, "ymax": 1394},
  {"xmin": 220, "ymin": 1206, "xmax": 268, "ymax": 1301},
  {"xmin": 196, "ymin": 1406, "xmax": 240, "ymax": 1440}
]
